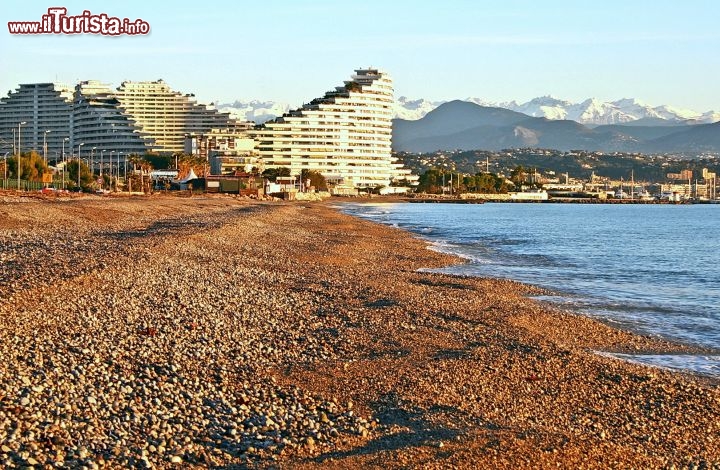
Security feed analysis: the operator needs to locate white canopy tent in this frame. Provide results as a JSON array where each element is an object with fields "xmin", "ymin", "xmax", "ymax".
[{"xmin": 178, "ymin": 168, "xmax": 198, "ymax": 183}]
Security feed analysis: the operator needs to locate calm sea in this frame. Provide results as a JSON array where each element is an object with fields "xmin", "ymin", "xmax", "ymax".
[{"xmin": 344, "ymin": 202, "xmax": 720, "ymax": 377}]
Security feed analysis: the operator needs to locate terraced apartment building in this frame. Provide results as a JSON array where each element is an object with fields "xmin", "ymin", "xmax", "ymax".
[
  {"xmin": 72, "ymin": 81, "xmax": 149, "ymax": 157},
  {"xmin": 0, "ymin": 83, "xmax": 74, "ymax": 161},
  {"xmin": 2, "ymin": 70, "xmax": 418, "ymax": 189},
  {"xmin": 251, "ymin": 68, "xmax": 417, "ymax": 188},
  {"xmin": 0, "ymin": 80, "xmax": 242, "ymax": 163},
  {"xmin": 113, "ymin": 80, "xmax": 242, "ymax": 153}
]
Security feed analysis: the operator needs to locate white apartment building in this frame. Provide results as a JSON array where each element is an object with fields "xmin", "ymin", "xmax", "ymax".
[
  {"xmin": 1, "ymin": 80, "xmax": 241, "ymax": 168},
  {"xmin": 252, "ymin": 68, "xmax": 417, "ymax": 188},
  {"xmin": 73, "ymin": 81, "xmax": 149, "ymax": 159},
  {"xmin": 114, "ymin": 80, "xmax": 242, "ymax": 153},
  {"xmin": 0, "ymin": 83, "xmax": 74, "ymax": 161}
]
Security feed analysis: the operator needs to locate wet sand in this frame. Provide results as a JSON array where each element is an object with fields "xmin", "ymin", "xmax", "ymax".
[{"xmin": 0, "ymin": 194, "xmax": 718, "ymax": 468}]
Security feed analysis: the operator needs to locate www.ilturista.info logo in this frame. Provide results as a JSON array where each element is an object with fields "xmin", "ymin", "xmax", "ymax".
[{"xmin": 8, "ymin": 7, "xmax": 150, "ymax": 35}]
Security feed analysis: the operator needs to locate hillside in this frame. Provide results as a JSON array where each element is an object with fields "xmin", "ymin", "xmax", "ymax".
[{"xmin": 392, "ymin": 102, "xmax": 720, "ymax": 153}]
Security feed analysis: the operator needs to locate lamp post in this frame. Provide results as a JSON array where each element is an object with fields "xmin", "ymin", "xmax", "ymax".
[
  {"xmin": 109, "ymin": 151, "xmax": 114, "ymax": 190},
  {"xmin": 91, "ymin": 147, "xmax": 96, "ymax": 180},
  {"xmin": 100, "ymin": 150, "xmax": 105, "ymax": 190},
  {"xmin": 62, "ymin": 137, "xmax": 69, "ymax": 190},
  {"xmin": 78, "ymin": 143, "xmax": 85, "ymax": 190},
  {"xmin": 17, "ymin": 121, "xmax": 26, "ymax": 191},
  {"xmin": 43, "ymin": 130, "xmax": 51, "ymax": 166},
  {"xmin": 42, "ymin": 130, "xmax": 52, "ymax": 188},
  {"xmin": 3, "ymin": 152, "xmax": 8, "ymax": 188}
]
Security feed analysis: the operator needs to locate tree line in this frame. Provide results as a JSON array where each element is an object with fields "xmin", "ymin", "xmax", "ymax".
[
  {"xmin": 417, "ymin": 168, "xmax": 512, "ymax": 194},
  {"xmin": 1, "ymin": 151, "xmax": 329, "ymax": 193}
]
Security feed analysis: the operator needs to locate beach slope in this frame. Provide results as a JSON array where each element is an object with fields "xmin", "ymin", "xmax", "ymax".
[{"xmin": 0, "ymin": 195, "xmax": 717, "ymax": 468}]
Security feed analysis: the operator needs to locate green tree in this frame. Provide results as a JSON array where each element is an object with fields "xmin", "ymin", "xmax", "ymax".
[
  {"xmin": 463, "ymin": 172, "xmax": 509, "ymax": 193},
  {"xmin": 126, "ymin": 154, "xmax": 153, "ymax": 193},
  {"xmin": 176, "ymin": 153, "xmax": 206, "ymax": 178},
  {"xmin": 66, "ymin": 159, "xmax": 93, "ymax": 191},
  {"xmin": 7, "ymin": 151, "xmax": 49, "ymax": 181},
  {"xmin": 300, "ymin": 169, "xmax": 327, "ymax": 190},
  {"xmin": 390, "ymin": 177, "xmax": 413, "ymax": 188},
  {"xmin": 417, "ymin": 168, "xmax": 451, "ymax": 194},
  {"xmin": 144, "ymin": 152, "xmax": 172, "ymax": 170},
  {"xmin": 262, "ymin": 167, "xmax": 291, "ymax": 182},
  {"xmin": 510, "ymin": 166, "xmax": 527, "ymax": 187},
  {"xmin": 345, "ymin": 81, "xmax": 362, "ymax": 92}
]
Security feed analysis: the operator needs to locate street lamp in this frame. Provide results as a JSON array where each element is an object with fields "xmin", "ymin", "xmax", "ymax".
[
  {"xmin": 100, "ymin": 150, "xmax": 105, "ymax": 190},
  {"xmin": 62, "ymin": 137, "xmax": 69, "ymax": 190},
  {"xmin": 43, "ymin": 130, "xmax": 51, "ymax": 166},
  {"xmin": 17, "ymin": 121, "xmax": 26, "ymax": 191},
  {"xmin": 109, "ymin": 151, "xmax": 114, "ymax": 189},
  {"xmin": 91, "ymin": 147, "xmax": 96, "ymax": 179},
  {"xmin": 3, "ymin": 152, "xmax": 8, "ymax": 188},
  {"xmin": 78, "ymin": 143, "xmax": 85, "ymax": 190}
]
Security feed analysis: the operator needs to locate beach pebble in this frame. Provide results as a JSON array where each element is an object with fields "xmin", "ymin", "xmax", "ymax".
[{"xmin": 0, "ymin": 196, "xmax": 717, "ymax": 468}]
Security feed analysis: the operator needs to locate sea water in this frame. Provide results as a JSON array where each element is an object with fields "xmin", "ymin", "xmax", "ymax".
[{"xmin": 344, "ymin": 202, "xmax": 720, "ymax": 377}]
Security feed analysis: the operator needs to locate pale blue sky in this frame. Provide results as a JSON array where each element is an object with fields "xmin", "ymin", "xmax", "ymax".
[{"xmin": 2, "ymin": 0, "xmax": 719, "ymax": 111}]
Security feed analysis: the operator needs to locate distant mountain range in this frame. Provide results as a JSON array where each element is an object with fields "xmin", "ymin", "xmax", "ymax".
[
  {"xmin": 392, "ymin": 101, "xmax": 720, "ymax": 154},
  {"xmin": 219, "ymin": 96, "xmax": 720, "ymax": 126},
  {"xmin": 218, "ymin": 100, "xmax": 291, "ymax": 124},
  {"xmin": 217, "ymin": 96, "xmax": 720, "ymax": 153},
  {"xmin": 496, "ymin": 96, "xmax": 720, "ymax": 126}
]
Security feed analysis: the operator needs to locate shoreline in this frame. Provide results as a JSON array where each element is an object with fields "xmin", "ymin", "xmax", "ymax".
[
  {"xmin": 335, "ymin": 198, "xmax": 720, "ymax": 364},
  {"xmin": 1, "ymin": 196, "xmax": 719, "ymax": 468}
]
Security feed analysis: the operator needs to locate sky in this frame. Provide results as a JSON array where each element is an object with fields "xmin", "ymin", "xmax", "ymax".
[{"xmin": 2, "ymin": 0, "xmax": 720, "ymax": 111}]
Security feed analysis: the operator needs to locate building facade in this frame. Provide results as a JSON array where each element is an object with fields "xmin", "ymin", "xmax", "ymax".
[
  {"xmin": 1, "ymin": 72, "xmax": 418, "ymax": 188},
  {"xmin": 1, "ymin": 80, "xmax": 242, "ymax": 169},
  {"xmin": 251, "ymin": 68, "xmax": 416, "ymax": 188},
  {"xmin": 184, "ymin": 128, "xmax": 258, "ymax": 175},
  {"xmin": 114, "ymin": 80, "xmax": 243, "ymax": 153},
  {"xmin": 72, "ymin": 81, "xmax": 149, "ymax": 160},
  {"xmin": 0, "ymin": 83, "xmax": 74, "ymax": 161}
]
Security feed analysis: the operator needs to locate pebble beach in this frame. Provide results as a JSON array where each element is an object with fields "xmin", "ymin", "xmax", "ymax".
[{"xmin": 0, "ymin": 194, "xmax": 719, "ymax": 469}]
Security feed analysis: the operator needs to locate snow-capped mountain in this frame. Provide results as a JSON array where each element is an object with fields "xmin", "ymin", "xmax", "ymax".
[
  {"xmin": 218, "ymin": 96, "xmax": 719, "ymax": 126},
  {"xmin": 393, "ymin": 96, "xmax": 444, "ymax": 121},
  {"xmin": 499, "ymin": 96, "xmax": 574, "ymax": 121},
  {"xmin": 219, "ymin": 96, "xmax": 445, "ymax": 123},
  {"xmin": 694, "ymin": 110, "xmax": 720, "ymax": 124},
  {"xmin": 499, "ymin": 96, "xmax": 715, "ymax": 125},
  {"xmin": 218, "ymin": 100, "xmax": 290, "ymax": 124}
]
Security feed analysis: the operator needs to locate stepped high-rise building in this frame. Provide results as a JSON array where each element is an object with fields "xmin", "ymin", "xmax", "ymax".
[
  {"xmin": 114, "ymin": 80, "xmax": 242, "ymax": 153},
  {"xmin": 1, "ymin": 80, "xmax": 242, "ymax": 166},
  {"xmin": 72, "ymin": 81, "xmax": 149, "ymax": 156},
  {"xmin": 252, "ymin": 68, "xmax": 416, "ymax": 188},
  {"xmin": 0, "ymin": 83, "xmax": 74, "ymax": 161}
]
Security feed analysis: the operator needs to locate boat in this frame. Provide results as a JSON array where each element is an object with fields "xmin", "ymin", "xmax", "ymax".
[{"xmin": 635, "ymin": 188, "xmax": 654, "ymax": 201}]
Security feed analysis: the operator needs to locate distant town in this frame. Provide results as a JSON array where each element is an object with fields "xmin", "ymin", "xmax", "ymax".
[{"xmin": 399, "ymin": 148, "xmax": 719, "ymax": 202}]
